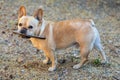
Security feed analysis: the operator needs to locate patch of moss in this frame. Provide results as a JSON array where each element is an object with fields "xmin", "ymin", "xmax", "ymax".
[{"xmin": 93, "ymin": 58, "xmax": 101, "ymax": 67}]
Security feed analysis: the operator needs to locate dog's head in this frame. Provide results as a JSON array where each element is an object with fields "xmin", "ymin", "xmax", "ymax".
[{"xmin": 17, "ymin": 6, "xmax": 43, "ymax": 37}]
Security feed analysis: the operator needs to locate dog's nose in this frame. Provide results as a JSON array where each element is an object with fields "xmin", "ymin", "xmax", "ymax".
[{"xmin": 20, "ymin": 28, "xmax": 27, "ymax": 34}]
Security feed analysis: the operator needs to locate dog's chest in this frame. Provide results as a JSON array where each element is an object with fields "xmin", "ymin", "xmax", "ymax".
[{"xmin": 30, "ymin": 38, "xmax": 44, "ymax": 49}]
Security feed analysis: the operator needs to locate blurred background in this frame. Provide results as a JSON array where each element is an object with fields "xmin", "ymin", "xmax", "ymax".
[{"xmin": 0, "ymin": 0, "xmax": 120, "ymax": 80}]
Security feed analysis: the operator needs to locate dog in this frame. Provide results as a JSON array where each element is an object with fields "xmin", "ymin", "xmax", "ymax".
[{"xmin": 17, "ymin": 6, "xmax": 107, "ymax": 71}]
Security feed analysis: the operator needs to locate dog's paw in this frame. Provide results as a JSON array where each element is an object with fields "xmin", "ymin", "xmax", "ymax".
[
  {"xmin": 101, "ymin": 60, "xmax": 108, "ymax": 64},
  {"xmin": 43, "ymin": 59, "xmax": 48, "ymax": 64},
  {"xmin": 73, "ymin": 64, "xmax": 81, "ymax": 69},
  {"xmin": 48, "ymin": 67, "xmax": 56, "ymax": 71}
]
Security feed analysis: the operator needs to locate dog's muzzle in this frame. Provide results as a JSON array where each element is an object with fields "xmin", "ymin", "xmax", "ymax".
[
  {"xmin": 19, "ymin": 28, "xmax": 30, "ymax": 38},
  {"xmin": 20, "ymin": 28, "xmax": 27, "ymax": 34}
]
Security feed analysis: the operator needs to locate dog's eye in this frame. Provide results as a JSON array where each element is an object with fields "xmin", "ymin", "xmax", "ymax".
[
  {"xmin": 19, "ymin": 23, "xmax": 22, "ymax": 26},
  {"xmin": 28, "ymin": 25, "xmax": 33, "ymax": 29}
]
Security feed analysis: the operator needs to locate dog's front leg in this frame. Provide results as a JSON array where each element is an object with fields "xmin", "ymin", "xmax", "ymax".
[
  {"xmin": 43, "ymin": 49, "xmax": 57, "ymax": 71},
  {"xmin": 42, "ymin": 55, "xmax": 49, "ymax": 64}
]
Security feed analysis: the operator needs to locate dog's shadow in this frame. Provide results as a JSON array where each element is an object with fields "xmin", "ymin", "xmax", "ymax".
[
  {"xmin": 21, "ymin": 60, "xmax": 49, "ymax": 71},
  {"xmin": 19, "ymin": 57, "xmax": 110, "ymax": 72}
]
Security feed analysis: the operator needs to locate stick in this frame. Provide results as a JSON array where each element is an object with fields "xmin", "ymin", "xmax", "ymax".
[{"xmin": 13, "ymin": 31, "xmax": 46, "ymax": 39}]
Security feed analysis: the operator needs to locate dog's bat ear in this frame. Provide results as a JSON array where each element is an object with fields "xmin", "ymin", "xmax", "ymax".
[
  {"xmin": 33, "ymin": 6, "xmax": 43, "ymax": 22},
  {"xmin": 18, "ymin": 6, "xmax": 26, "ymax": 19}
]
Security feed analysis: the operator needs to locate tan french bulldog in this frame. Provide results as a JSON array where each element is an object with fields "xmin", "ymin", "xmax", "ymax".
[{"xmin": 17, "ymin": 6, "xmax": 107, "ymax": 71}]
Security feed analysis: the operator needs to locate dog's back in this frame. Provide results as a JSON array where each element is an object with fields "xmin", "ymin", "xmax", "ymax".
[{"xmin": 51, "ymin": 19, "xmax": 95, "ymax": 49}]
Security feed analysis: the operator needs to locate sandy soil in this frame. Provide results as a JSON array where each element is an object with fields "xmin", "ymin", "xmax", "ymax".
[{"xmin": 0, "ymin": 0, "xmax": 120, "ymax": 80}]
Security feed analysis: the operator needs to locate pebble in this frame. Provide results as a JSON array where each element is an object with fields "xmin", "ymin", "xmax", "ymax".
[
  {"xmin": 2, "ymin": 31, "xmax": 5, "ymax": 34},
  {"xmin": 21, "ymin": 69, "xmax": 25, "ymax": 74},
  {"xmin": 58, "ymin": 59, "xmax": 66, "ymax": 64},
  {"xmin": 17, "ymin": 57, "xmax": 24, "ymax": 63},
  {"xmin": 108, "ymin": 40, "xmax": 112, "ymax": 43}
]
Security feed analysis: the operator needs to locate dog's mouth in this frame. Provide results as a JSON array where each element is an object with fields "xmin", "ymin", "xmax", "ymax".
[
  {"xmin": 16, "ymin": 32, "xmax": 30, "ymax": 39},
  {"xmin": 20, "ymin": 35, "xmax": 31, "ymax": 39},
  {"xmin": 13, "ymin": 31, "xmax": 46, "ymax": 39}
]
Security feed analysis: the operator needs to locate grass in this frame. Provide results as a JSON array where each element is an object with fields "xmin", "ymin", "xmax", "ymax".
[{"xmin": 93, "ymin": 58, "xmax": 101, "ymax": 67}]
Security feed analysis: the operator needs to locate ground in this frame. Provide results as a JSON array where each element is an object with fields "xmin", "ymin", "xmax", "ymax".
[{"xmin": 0, "ymin": 0, "xmax": 120, "ymax": 80}]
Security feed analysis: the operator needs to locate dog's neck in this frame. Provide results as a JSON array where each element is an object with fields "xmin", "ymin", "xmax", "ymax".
[
  {"xmin": 39, "ymin": 19, "xmax": 46, "ymax": 36},
  {"xmin": 35, "ymin": 19, "xmax": 46, "ymax": 37}
]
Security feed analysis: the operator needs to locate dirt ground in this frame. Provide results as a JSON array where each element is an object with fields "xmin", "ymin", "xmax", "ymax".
[{"xmin": 0, "ymin": 0, "xmax": 120, "ymax": 80}]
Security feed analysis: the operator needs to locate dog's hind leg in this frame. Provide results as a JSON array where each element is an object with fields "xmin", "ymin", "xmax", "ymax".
[
  {"xmin": 73, "ymin": 45, "xmax": 90, "ymax": 69},
  {"xmin": 94, "ymin": 31, "xmax": 107, "ymax": 63},
  {"xmin": 94, "ymin": 39, "xmax": 107, "ymax": 63}
]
